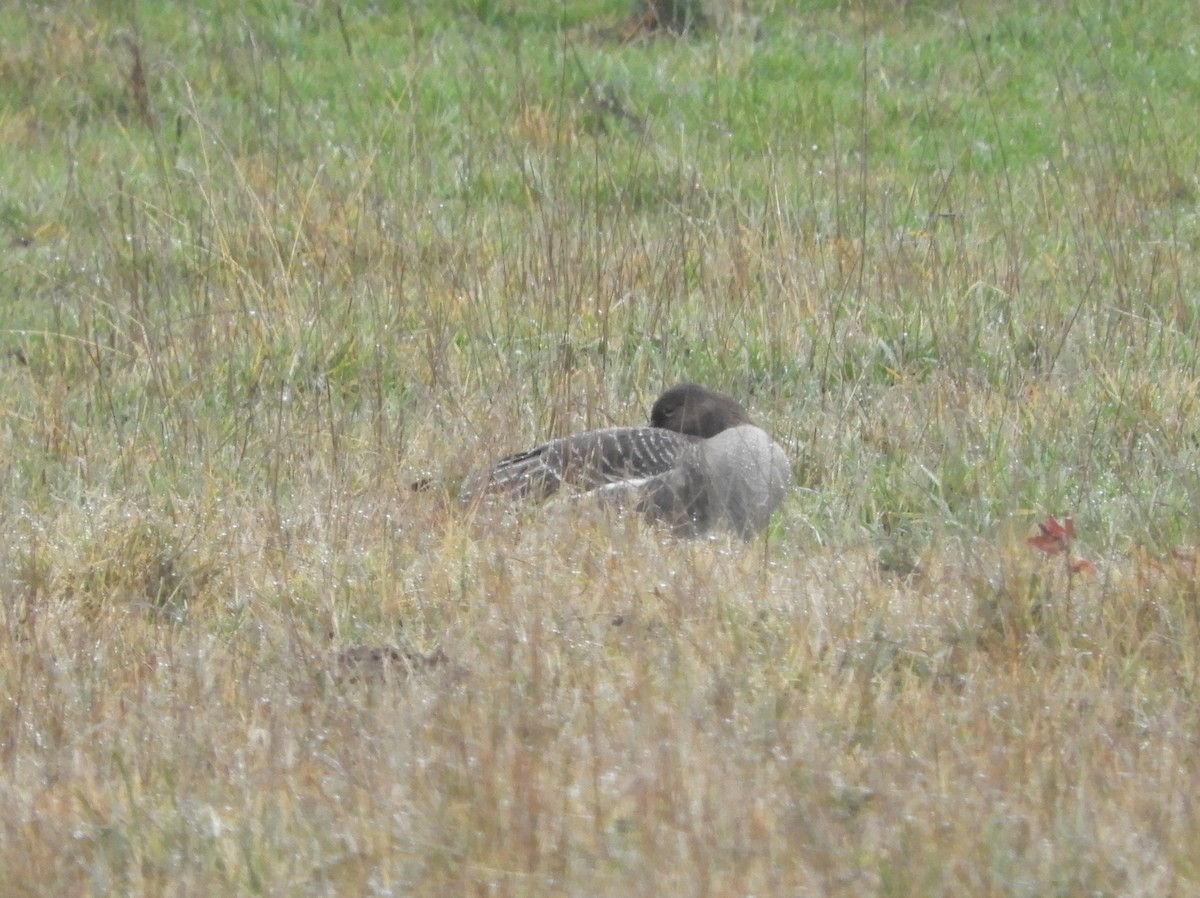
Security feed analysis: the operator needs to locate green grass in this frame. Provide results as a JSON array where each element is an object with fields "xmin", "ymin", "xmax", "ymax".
[{"xmin": 4, "ymin": 0, "xmax": 1200, "ymax": 894}]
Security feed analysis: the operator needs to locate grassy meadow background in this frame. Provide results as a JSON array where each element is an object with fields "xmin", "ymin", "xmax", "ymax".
[{"xmin": 3, "ymin": 0, "xmax": 1200, "ymax": 893}]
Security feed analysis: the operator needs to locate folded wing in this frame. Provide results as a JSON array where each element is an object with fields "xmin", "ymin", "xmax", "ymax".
[{"xmin": 461, "ymin": 426, "xmax": 702, "ymax": 503}]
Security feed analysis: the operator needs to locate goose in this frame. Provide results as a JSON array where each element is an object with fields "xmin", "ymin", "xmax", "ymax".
[{"xmin": 461, "ymin": 384, "xmax": 790, "ymax": 538}]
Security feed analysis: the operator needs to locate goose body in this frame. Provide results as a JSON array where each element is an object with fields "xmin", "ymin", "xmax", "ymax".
[{"xmin": 462, "ymin": 384, "xmax": 790, "ymax": 537}]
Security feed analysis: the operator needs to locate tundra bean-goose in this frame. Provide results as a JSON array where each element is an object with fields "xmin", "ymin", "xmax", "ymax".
[{"xmin": 462, "ymin": 384, "xmax": 790, "ymax": 538}]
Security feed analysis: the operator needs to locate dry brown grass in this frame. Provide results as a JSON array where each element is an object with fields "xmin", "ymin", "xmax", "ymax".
[{"xmin": 5, "ymin": 505, "xmax": 1200, "ymax": 894}]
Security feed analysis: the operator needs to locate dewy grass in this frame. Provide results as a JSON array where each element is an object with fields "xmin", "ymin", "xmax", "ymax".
[{"xmin": 3, "ymin": 0, "xmax": 1200, "ymax": 894}]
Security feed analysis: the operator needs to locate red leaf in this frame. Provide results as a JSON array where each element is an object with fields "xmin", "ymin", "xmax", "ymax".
[
  {"xmin": 1027, "ymin": 514, "xmax": 1074, "ymax": 556},
  {"xmin": 1069, "ymin": 558, "xmax": 1095, "ymax": 576}
]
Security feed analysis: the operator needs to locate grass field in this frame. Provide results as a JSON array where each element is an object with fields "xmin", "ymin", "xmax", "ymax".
[{"xmin": 3, "ymin": 0, "xmax": 1200, "ymax": 894}]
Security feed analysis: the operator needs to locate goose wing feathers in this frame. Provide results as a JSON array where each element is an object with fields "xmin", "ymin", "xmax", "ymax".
[{"xmin": 462, "ymin": 426, "xmax": 701, "ymax": 503}]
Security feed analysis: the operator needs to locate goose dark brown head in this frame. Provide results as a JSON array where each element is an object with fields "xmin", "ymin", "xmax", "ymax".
[{"xmin": 649, "ymin": 383, "xmax": 752, "ymax": 437}]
